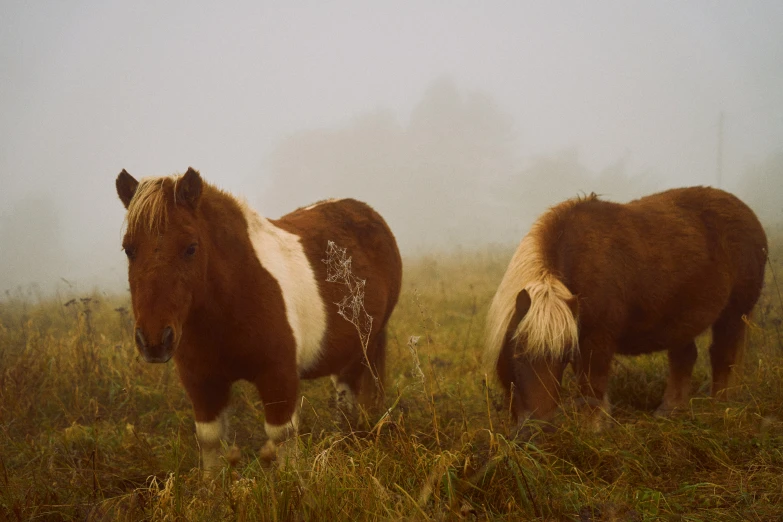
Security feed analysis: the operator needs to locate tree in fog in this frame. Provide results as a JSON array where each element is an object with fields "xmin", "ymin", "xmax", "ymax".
[
  {"xmin": 265, "ymin": 77, "xmax": 517, "ymax": 250},
  {"xmin": 264, "ymin": 78, "xmax": 660, "ymax": 251}
]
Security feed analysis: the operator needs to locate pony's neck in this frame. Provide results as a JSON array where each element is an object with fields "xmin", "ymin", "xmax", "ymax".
[{"xmin": 195, "ymin": 188, "xmax": 269, "ymax": 320}]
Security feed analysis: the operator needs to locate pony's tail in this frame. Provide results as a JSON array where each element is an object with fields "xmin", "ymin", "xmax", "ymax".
[{"xmin": 483, "ymin": 274, "xmax": 579, "ymax": 377}]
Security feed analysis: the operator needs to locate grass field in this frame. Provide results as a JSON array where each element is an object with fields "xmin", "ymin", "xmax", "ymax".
[{"xmin": 1, "ymin": 237, "xmax": 783, "ymax": 521}]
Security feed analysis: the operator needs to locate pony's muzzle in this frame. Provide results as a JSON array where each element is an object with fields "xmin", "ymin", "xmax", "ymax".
[{"xmin": 135, "ymin": 325, "xmax": 175, "ymax": 363}]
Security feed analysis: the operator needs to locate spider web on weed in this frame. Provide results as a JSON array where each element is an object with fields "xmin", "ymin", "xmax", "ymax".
[{"xmin": 323, "ymin": 241, "xmax": 376, "ymax": 383}]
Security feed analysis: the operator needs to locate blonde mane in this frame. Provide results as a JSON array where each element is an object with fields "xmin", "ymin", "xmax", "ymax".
[
  {"xmin": 483, "ymin": 201, "xmax": 581, "ymax": 373},
  {"xmin": 125, "ymin": 175, "xmax": 183, "ymax": 236}
]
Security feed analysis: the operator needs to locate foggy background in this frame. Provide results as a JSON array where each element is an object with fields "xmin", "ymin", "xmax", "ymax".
[{"xmin": 1, "ymin": 1, "xmax": 782, "ymax": 294}]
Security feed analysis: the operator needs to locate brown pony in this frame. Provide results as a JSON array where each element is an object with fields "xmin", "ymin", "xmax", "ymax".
[
  {"xmin": 484, "ymin": 187, "xmax": 767, "ymax": 431},
  {"xmin": 115, "ymin": 167, "xmax": 402, "ymax": 474}
]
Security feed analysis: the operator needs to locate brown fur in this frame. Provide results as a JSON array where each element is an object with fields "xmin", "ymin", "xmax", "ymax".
[
  {"xmin": 486, "ymin": 187, "xmax": 767, "ymax": 427},
  {"xmin": 116, "ymin": 168, "xmax": 402, "ymax": 453}
]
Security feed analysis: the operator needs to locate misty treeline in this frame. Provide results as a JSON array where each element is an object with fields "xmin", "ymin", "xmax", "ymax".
[
  {"xmin": 1, "ymin": 78, "xmax": 781, "ymax": 292},
  {"xmin": 0, "ymin": 196, "xmax": 67, "ymax": 296},
  {"xmin": 262, "ymin": 77, "xmax": 782, "ymax": 251}
]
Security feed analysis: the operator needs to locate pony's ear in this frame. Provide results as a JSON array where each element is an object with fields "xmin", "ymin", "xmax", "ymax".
[
  {"xmin": 511, "ymin": 289, "xmax": 532, "ymax": 326},
  {"xmin": 116, "ymin": 169, "xmax": 139, "ymax": 209},
  {"xmin": 176, "ymin": 167, "xmax": 203, "ymax": 209}
]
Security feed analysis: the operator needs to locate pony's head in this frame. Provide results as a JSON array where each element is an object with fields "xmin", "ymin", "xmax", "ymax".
[{"xmin": 116, "ymin": 168, "xmax": 207, "ymax": 363}]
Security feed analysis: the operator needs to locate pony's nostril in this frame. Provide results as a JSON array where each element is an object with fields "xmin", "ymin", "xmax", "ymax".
[
  {"xmin": 135, "ymin": 328, "xmax": 146, "ymax": 349},
  {"xmin": 161, "ymin": 326, "xmax": 174, "ymax": 348}
]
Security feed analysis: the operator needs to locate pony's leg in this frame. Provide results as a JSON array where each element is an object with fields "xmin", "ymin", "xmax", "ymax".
[
  {"xmin": 330, "ymin": 328, "xmax": 388, "ymax": 430},
  {"xmin": 255, "ymin": 373, "xmax": 300, "ymax": 464},
  {"xmin": 330, "ymin": 355, "xmax": 368, "ymax": 429},
  {"xmin": 182, "ymin": 379, "xmax": 232, "ymax": 477},
  {"xmin": 259, "ymin": 410, "xmax": 299, "ymax": 466},
  {"xmin": 657, "ymin": 340, "xmax": 697, "ymax": 415},
  {"xmin": 574, "ymin": 335, "xmax": 614, "ymax": 431},
  {"xmin": 709, "ymin": 312, "xmax": 747, "ymax": 398},
  {"xmin": 195, "ymin": 410, "xmax": 229, "ymax": 476},
  {"xmin": 331, "ymin": 374, "xmax": 358, "ymax": 426}
]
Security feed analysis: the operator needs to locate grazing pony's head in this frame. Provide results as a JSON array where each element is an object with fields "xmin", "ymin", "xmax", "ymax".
[{"xmin": 116, "ymin": 168, "xmax": 207, "ymax": 363}]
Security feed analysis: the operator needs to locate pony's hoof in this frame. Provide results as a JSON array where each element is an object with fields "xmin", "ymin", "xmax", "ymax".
[
  {"xmin": 573, "ymin": 396, "xmax": 613, "ymax": 432},
  {"xmin": 259, "ymin": 440, "xmax": 278, "ymax": 463},
  {"xmin": 260, "ymin": 438, "xmax": 300, "ymax": 470},
  {"xmin": 513, "ymin": 419, "xmax": 555, "ymax": 441},
  {"xmin": 513, "ymin": 423, "xmax": 535, "ymax": 441},
  {"xmin": 226, "ymin": 444, "xmax": 242, "ymax": 466},
  {"xmin": 201, "ymin": 468, "xmax": 220, "ymax": 482},
  {"xmin": 653, "ymin": 408, "xmax": 685, "ymax": 419},
  {"xmin": 654, "ymin": 401, "xmax": 686, "ymax": 418}
]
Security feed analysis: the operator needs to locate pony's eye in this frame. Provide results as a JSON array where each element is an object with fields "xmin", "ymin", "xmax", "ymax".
[
  {"xmin": 184, "ymin": 243, "xmax": 198, "ymax": 257},
  {"xmin": 124, "ymin": 246, "xmax": 136, "ymax": 260}
]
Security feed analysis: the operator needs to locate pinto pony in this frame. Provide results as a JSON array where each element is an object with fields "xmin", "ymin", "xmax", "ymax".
[
  {"xmin": 484, "ymin": 187, "xmax": 767, "ymax": 430},
  {"xmin": 115, "ymin": 168, "xmax": 402, "ymax": 473}
]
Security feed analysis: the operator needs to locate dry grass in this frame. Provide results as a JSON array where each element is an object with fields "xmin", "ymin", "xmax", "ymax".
[{"xmin": 1, "ymin": 240, "xmax": 783, "ymax": 521}]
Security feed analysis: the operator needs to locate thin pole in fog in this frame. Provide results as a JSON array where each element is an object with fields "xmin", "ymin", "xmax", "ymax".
[{"xmin": 717, "ymin": 111, "xmax": 724, "ymax": 188}]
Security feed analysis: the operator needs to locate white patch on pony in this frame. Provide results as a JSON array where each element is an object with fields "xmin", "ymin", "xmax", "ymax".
[
  {"xmin": 265, "ymin": 410, "xmax": 299, "ymax": 443},
  {"xmin": 195, "ymin": 419, "xmax": 224, "ymax": 444},
  {"xmin": 331, "ymin": 375, "xmax": 356, "ymax": 413},
  {"xmin": 484, "ymin": 217, "xmax": 579, "ymax": 373},
  {"xmin": 240, "ymin": 203, "xmax": 327, "ymax": 373},
  {"xmin": 195, "ymin": 411, "xmax": 228, "ymax": 474},
  {"xmin": 302, "ymin": 198, "xmax": 340, "ymax": 211}
]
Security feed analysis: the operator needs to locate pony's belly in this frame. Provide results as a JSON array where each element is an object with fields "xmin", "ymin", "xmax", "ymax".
[
  {"xmin": 297, "ymin": 334, "xmax": 365, "ymax": 381},
  {"xmin": 616, "ymin": 322, "xmax": 707, "ymax": 356},
  {"xmin": 616, "ymin": 336, "xmax": 668, "ymax": 356},
  {"xmin": 615, "ymin": 296, "xmax": 724, "ymax": 356},
  {"xmin": 298, "ymin": 364, "xmax": 334, "ymax": 381}
]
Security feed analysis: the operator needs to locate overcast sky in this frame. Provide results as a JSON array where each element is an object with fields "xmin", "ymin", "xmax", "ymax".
[{"xmin": 1, "ymin": 1, "xmax": 782, "ymax": 291}]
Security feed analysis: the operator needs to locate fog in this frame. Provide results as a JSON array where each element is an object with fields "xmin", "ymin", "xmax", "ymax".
[{"xmin": 1, "ymin": 2, "xmax": 782, "ymax": 293}]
